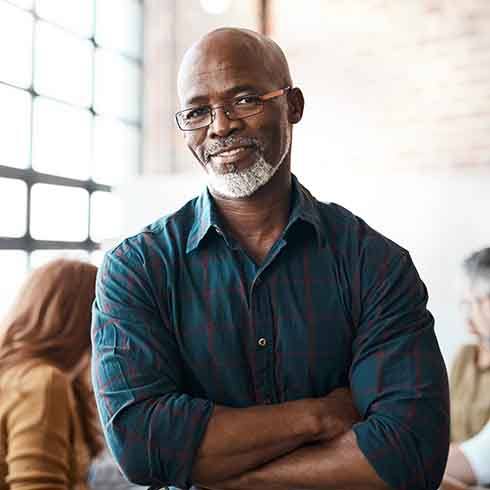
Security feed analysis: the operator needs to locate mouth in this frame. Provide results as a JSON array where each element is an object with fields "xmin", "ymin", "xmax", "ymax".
[{"xmin": 208, "ymin": 145, "xmax": 256, "ymax": 164}]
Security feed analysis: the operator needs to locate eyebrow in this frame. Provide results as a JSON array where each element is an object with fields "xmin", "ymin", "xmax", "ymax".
[{"xmin": 185, "ymin": 84, "xmax": 262, "ymax": 107}]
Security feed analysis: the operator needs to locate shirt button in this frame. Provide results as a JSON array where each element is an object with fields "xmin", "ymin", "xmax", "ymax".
[{"xmin": 257, "ymin": 337, "xmax": 267, "ymax": 347}]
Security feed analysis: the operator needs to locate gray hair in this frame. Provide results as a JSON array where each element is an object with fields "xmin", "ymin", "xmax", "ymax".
[{"xmin": 463, "ymin": 247, "xmax": 490, "ymax": 297}]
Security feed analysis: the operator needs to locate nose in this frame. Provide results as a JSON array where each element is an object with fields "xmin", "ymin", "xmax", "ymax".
[{"xmin": 208, "ymin": 106, "xmax": 242, "ymax": 138}]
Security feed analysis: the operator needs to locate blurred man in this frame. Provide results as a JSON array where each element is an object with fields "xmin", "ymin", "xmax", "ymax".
[
  {"xmin": 442, "ymin": 247, "xmax": 490, "ymax": 490},
  {"xmin": 92, "ymin": 28, "xmax": 449, "ymax": 490}
]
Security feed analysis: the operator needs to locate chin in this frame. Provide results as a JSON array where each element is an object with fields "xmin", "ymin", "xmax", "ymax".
[{"xmin": 207, "ymin": 156, "xmax": 281, "ymax": 199}]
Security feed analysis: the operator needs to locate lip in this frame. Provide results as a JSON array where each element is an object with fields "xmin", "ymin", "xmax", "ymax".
[
  {"xmin": 210, "ymin": 144, "xmax": 255, "ymax": 157},
  {"xmin": 209, "ymin": 145, "xmax": 256, "ymax": 164}
]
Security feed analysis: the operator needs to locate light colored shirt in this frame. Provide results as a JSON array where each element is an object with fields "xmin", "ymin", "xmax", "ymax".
[{"xmin": 460, "ymin": 420, "xmax": 490, "ymax": 486}]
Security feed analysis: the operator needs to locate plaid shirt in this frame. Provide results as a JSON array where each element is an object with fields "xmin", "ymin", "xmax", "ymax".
[{"xmin": 92, "ymin": 176, "xmax": 449, "ymax": 490}]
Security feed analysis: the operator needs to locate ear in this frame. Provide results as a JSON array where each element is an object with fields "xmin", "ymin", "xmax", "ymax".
[{"xmin": 287, "ymin": 87, "xmax": 304, "ymax": 124}]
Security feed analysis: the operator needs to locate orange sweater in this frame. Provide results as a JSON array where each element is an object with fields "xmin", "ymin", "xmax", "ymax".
[{"xmin": 0, "ymin": 362, "xmax": 91, "ymax": 490}]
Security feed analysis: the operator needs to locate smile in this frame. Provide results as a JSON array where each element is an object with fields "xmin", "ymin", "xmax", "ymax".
[
  {"xmin": 216, "ymin": 147, "xmax": 249, "ymax": 157},
  {"xmin": 209, "ymin": 145, "xmax": 256, "ymax": 163}
]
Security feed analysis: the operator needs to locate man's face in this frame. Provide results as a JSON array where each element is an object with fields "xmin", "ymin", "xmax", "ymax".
[
  {"xmin": 461, "ymin": 287, "xmax": 490, "ymax": 343},
  {"xmin": 178, "ymin": 47, "xmax": 292, "ymax": 198}
]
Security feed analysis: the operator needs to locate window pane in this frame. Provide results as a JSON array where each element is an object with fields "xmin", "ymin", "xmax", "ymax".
[
  {"xmin": 32, "ymin": 97, "xmax": 92, "ymax": 179},
  {"xmin": 90, "ymin": 249, "xmax": 105, "ymax": 266},
  {"xmin": 30, "ymin": 249, "xmax": 89, "ymax": 269},
  {"xmin": 93, "ymin": 117, "xmax": 140, "ymax": 184},
  {"xmin": 30, "ymin": 184, "xmax": 89, "ymax": 241},
  {"xmin": 0, "ymin": 3, "xmax": 33, "ymax": 87},
  {"xmin": 34, "ymin": 21, "xmax": 93, "ymax": 107},
  {"xmin": 5, "ymin": 0, "xmax": 33, "ymax": 9},
  {"xmin": 0, "ymin": 250, "xmax": 28, "ymax": 322},
  {"xmin": 36, "ymin": 0, "xmax": 94, "ymax": 38},
  {"xmin": 95, "ymin": 0, "xmax": 142, "ymax": 59},
  {"xmin": 94, "ymin": 49, "xmax": 140, "ymax": 122},
  {"xmin": 90, "ymin": 191, "xmax": 122, "ymax": 243},
  {"xmin": 0, "ymin": 178, "xmax": 27, "ymax": 237},
  {"xmin": 0, "ymin": 84, "xmax": 31, "ymax": 168}
]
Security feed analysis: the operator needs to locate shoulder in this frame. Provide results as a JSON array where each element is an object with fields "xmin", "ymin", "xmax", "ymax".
[
  {"xmin": 15, "ymin": 363, "xmax": 71, "ymax": 398},
  {"xmin": 97, "ymin": 196, "xmax": 201, "ymax": 300},
  {"xmin": 0, "ymin": 362, "xmax": 73, "ymax": 421},
  {"xmin": 104, "ymin": 195, "xmax": 200, "ymax": 266},
  {"xmin": 315, "ymin": 200, "xmax": 408, "ymax": 264}
]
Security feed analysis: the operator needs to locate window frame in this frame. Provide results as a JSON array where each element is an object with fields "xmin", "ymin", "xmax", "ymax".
[{"xmin": 0, "ymin": 0, "xmax": 143, "ymax": 258}]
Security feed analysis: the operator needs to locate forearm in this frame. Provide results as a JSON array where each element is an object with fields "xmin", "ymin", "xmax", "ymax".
[
  {"xmin": 204, "ymin": 430, "xmax": 389, "ymax": 490},
  {"xmin": 193, "ymin": 387, "xmax": 360, "ymax": 484},
  {"xmin": 440, "ymin": 475, "xmax": 469, "ymax": 490},
  {"xmin": 193, "ymin": 400, "xmax": 323, "ymax": 484},
  {"xmin": 444, "ymin": 445, "xmax": 476, "ymax": 486}
]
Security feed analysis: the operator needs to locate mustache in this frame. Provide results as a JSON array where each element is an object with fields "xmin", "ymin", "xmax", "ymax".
[{"xmin": 204, "ymin": 136, "xmax": 263, "ymax": 163}]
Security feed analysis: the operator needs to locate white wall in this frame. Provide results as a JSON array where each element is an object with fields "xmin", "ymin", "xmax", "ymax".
[{"xmin": 115, "ymin": 168, "xmax": 490, "ymax": 368}]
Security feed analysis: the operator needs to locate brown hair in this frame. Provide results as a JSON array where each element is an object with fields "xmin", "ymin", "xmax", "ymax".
[{"xmin": 0, "ymin": 258, "xmax": 103, "ymax": 457}]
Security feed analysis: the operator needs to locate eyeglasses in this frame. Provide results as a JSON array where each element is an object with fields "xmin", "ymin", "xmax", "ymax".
[{"xmin": 175, "ymin": 86, "xmax": 291, "ymax": 131}]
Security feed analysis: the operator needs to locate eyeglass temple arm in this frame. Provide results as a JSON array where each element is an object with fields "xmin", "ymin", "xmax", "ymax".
[{"xmin": 260, "ymin": 86, "xmax": 291, "ymax": 101}]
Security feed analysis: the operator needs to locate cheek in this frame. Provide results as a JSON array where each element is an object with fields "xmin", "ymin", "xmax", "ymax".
[
  {"xmin": 257, "ymin": 119, "xmax": 287, "ymax": 159},
  {"xmin": 185, "ymin": 133, "xmax": 207, "ymax": 162}
]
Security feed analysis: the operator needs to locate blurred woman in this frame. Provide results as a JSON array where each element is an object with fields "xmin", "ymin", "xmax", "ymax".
[{"xmin": 0, "ymin": 259, "xmax": 103, "ymax": 490}]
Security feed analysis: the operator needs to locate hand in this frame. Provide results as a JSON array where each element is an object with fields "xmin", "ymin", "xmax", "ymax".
[
  {"xmin": 474, "ymin": 295, "xmax": 490, "ymax": 341},
  {"xmin": 314, "ymin": 387, "xmax": 361, "ymax": 441}
]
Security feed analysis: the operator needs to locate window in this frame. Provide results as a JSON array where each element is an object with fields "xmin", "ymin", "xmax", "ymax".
[{"xmin": 0, "ymin": 0, "xmax": 143, "ymax": 319}]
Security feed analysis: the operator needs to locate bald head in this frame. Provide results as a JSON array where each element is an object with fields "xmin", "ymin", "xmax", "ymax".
[{"xmin": 177, "ymin": 28, "xmax": 292, "ymax": 104}]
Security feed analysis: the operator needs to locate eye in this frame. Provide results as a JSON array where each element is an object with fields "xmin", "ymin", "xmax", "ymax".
[
  {"xmin": 185, "ymin": 106, "xmax": 210, "ymax": 120},
  {"xmin": 234, "ymin": 95, "xmax": 261, "ymax": 106}
]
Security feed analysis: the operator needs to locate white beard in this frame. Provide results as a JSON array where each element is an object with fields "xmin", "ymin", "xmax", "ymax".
[{"xmin": 206, "ymin": 132, "xmax": 291, "ymax": 199}]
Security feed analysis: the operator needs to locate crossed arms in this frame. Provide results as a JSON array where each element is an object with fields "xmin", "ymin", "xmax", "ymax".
[
  {"xmin": 92, "ymin": 239, "xmax": 450, "ymax": 490},
  {"xmin": 192, "ymin": 389, "xmax": 387, "ymax": 490}
]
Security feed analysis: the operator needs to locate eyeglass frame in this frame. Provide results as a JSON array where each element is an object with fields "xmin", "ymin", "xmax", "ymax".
[{"xmin": 175, "ymin": 86, "xmax": 291, "ymax": 131}]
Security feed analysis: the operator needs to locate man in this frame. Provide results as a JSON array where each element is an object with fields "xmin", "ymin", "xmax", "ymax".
[
  {"xmin": 441, "ymin": 248, "xmax": 490, "ymax": 490},
  {"xmin": 92, "ymin": 28, "xmax": 449, "ymax": 490}
]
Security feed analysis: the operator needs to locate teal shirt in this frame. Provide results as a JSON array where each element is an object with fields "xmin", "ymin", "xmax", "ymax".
[{"xmin": 92, "ymin": 176, "xmax": 449, "ymax": 489}]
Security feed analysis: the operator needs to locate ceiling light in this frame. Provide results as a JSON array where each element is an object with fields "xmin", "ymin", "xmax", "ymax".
[{"xmin": 200, "ymin": 0, "xmax": 232, "ymax": 15}]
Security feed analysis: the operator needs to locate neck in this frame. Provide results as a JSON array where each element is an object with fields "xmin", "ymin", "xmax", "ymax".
[{"xmin": 210, "ymin": 165, "xmax": 292, "ymax": 263}]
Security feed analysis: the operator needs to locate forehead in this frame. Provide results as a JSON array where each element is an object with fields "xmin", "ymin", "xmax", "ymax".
[
  {"xmin": 181, "ymin": 65, "xmax": 272, "ymax": 105},
  {"xmin": 178, "ymin": 39, "xmax": 278, "ymax": 105}
]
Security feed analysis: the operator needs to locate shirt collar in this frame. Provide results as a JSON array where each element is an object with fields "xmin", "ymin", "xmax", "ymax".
[
  {"xmin": 186, "ymin": 187, "xmax": 222, "ymax": 254},
  {"xmin": 186, "ymin": 175, "xmax": 326, "ymax": 254},
  {"xmin": 286, "ymin": 175, "xmax": 326, "ymax": 247}
]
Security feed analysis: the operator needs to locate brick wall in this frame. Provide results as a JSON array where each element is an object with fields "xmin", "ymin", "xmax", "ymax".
[{"xmin": 269, "ymin": 0, "xmax": 490, "ymax": 176}]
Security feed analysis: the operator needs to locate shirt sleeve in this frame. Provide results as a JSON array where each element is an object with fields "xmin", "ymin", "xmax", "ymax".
[
  {"xmin": 91, "ymin": 239, "xmax": 214, "ymax": 489},
  {"xmin": 459, "ymin": 420, "xmax": 490, "ymax": 485},
  {"xmin": 350, "ymin": 240, "xmax": 450, "ymax": 490},
  {"xmin": 6, "ymin": 366, "xmax": 73, "ymax": 490}
]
